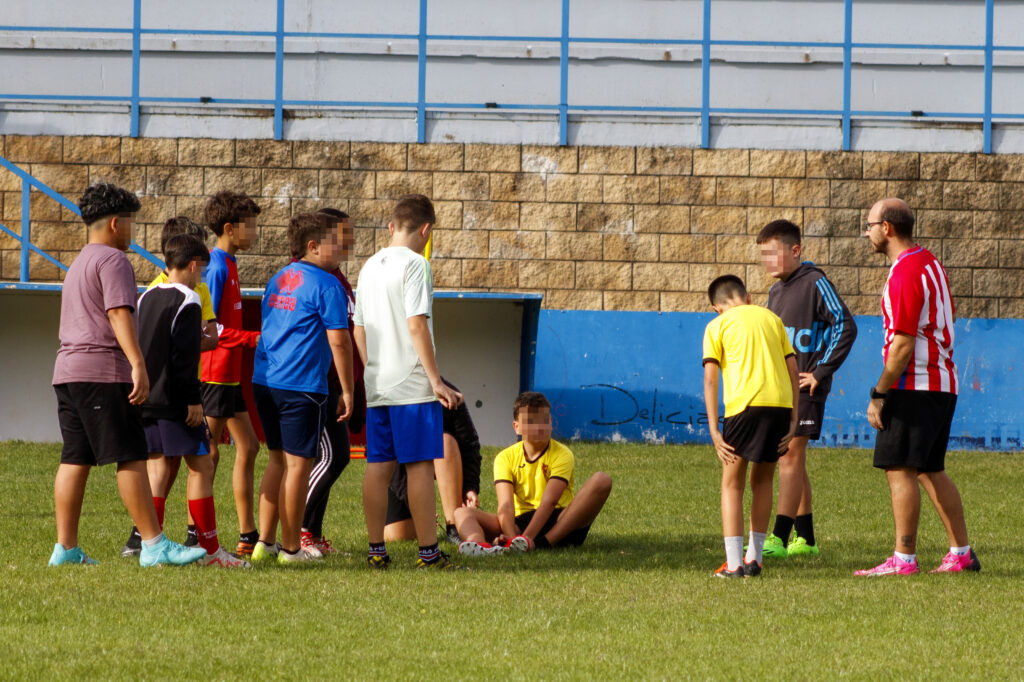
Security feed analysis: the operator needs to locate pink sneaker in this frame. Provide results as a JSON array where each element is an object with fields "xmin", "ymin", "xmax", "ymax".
[
  {"xmin": 854, "ymin": 554, "xmax": 920, "ymax": 577},
  {"xmin": 930, "ymin": 549, "xmax": 981, "ymax": 574}
]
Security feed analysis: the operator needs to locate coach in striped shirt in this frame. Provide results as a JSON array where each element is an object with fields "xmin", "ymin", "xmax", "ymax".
[{"xmin": 855, "ymin": 198, "xmax": 980, "ymax": 577}]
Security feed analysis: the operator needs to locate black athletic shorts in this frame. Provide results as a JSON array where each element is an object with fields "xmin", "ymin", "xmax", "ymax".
[
  {"xmin": 796, "ymin": 399, "xmax": 826, "ymax": 440},
  {"xmin": 722, "ymin": 406, "xmax": 792, "ymax": 464},
  {"xmin": 873, "ymin": 389, "xmax": 957, "ymax": 473},
  {"xmin": 515, "ymin": 508, "xmax": 590, "ymax": 548},
  {"xmin": 385, "ymin": 486, "xmax": 412, "ymax": 525},
  {"xmin": 55, "ymin": 382, "xmax": 147, "ymax": 466},
  {"xmin": 200, "ymin": 383, "xmax": 247, "ymax": 418}
]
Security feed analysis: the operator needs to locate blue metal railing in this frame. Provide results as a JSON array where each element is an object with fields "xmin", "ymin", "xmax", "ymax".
[
  {"xmin": 0, "ymin": 155, "xmax": 164, "ymax": 284},
  {"xmin": 0, "ymin": 0, "xmax": 1018, "ymax": 152}
]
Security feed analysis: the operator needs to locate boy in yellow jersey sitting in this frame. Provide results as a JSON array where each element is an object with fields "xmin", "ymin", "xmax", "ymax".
[
  {"xmin": 703, "ymin": 275, "xmax": 798, "ymax": 578},
  {"xmin": 454, "ymin": 392, "xmax": 612, "ymax": 555}
]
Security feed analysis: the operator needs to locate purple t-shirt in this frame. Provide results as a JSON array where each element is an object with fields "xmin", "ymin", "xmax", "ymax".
[{"xmin": 52, "ymin": 243, "xmax": 138, "ymax": 385}]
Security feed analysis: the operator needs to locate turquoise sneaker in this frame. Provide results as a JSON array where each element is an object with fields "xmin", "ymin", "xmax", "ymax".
[
  {"xmin": 762, "ymin": 533, "xmax": 788, "ymax": 559},
  {"xmin": 48, "ymin": 543, "xmax": 99, "ymax": 566},
  {"xmin": 787, "ymin": 536, "xmax": 820, "ymax": 557},
  {"xmin": 139, "ymin": 535, "xmax": 208, "ymax": 567}
]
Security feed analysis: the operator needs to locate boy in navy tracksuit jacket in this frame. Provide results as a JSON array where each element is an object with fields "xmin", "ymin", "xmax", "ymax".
[{"xmin": 757, "ymin": 219, "xmax": 857, "ymax": 558}]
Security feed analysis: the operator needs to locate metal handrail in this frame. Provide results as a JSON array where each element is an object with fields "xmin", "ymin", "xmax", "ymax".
[{"xmin": 0, "ymin": 0, "xmax": 1017, "ymax": 151}]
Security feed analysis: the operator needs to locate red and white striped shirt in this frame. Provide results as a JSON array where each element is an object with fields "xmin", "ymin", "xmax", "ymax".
[{"xmin": 881, "ymin": 246, "xmax": 958, "ymax": 394}]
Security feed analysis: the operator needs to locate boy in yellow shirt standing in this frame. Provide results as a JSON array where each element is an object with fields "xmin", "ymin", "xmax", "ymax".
[
  {"xmin": 454, "ymin": 392, "xmax": 612, "ymax": 555},
  {"xmin": 702, "ymin": 275, "xmax": 798, "ymax": 578}
]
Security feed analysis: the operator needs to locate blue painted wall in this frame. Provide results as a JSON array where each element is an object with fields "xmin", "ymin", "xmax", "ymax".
[{"xmin": 534, "ymin": 310, "xmax": 1024, "ymax": 451}]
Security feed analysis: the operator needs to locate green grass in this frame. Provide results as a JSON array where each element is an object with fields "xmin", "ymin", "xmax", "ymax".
[{"xmin": 1, "ymin": 440, "xmax": 1022, "ymax": 680}]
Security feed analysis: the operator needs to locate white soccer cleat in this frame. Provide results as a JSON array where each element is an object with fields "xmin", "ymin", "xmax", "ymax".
[
  {"xmin": 202, "ymin": 546, "xmax": 251, "ymax": 568},
  {"xmin": 458, "ymin": 540, "xmax": 507, "ymax": 557}
]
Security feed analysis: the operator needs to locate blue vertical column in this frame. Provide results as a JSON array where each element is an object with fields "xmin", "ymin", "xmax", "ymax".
[
  {"xmin": 983, "ymin": 0, "xmax": 994, "ymax": 154},
  {"xmin": 274, "ymin": 0, "xmax": 285, "ymax": 140},
  {"xmin": 558, "ymin": 0, "xmax": 570, "ymax": 146},
  {"xmin": 842, "ymin": 0, "xmax": 852, "ymax": 151},
  {"xmin": 19, "ymin": 182, "xmax": 30, "ymax": 283},
  {"xmin": 700, "ymin": 0, "xmax": 711, "ymax": 149},
  {"xmin": 130, "ymin": 0, "xmax": 141, "ymax": 138},
  {"xmin": 417, "ymin": 0, "xmax": 428, "ymax": 143}
]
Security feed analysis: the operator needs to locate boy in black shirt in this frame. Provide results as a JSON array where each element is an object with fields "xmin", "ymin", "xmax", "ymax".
[{"xmin": 756, "ymin": 220, "xmax": 857, "ymax": 558}]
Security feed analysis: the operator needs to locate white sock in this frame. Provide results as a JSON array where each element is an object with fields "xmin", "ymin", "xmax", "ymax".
[
  {"xmin": 746, "ymin": 531, "xmax": 767, "ymax": 564},
  {"xmin": 724, "ymin": 536, "xmax": 743, "ymax": 570},
  {"xmin": 895, "ymin": 550, "xmax": 915, "ymax": 564},
  {"xmin": 951, "ymin": 545, "xmax": 970, "ymax": 556},
  {"xmin": 142, "ymin": 532, "xmax": 165, "ymax": 547}
]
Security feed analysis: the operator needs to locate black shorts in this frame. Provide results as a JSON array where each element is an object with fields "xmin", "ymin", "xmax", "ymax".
[
  {"xmin": 873, "ymin": 389, "xmax": 957, "ymax": 473},
  {"xmin": 515, "ymin": 508, "xmax": 591, "ymax": 548},
  {"xmin": 796, "ymin": 399, "xmax": 826, "ymax": 440},
  {"xmin": 722, "ymin": 406, "xmax": 792, "ymax": 464},
  {"xmin": 55, "ymin": 383, "xmax": 148, "ymax": 466},
  {"xmin": 144, "ymin": 418, "xmax": 211, "ymax": 457},
  {"xmin": 385, "ymin": 486, "xmax": 412, "ymax": 525},
  {"xmin": 200, "ymin": 383, "xmax": 247, "ymax": 419},
  {"xmin": 253, "ymin": 384, "xmax": 328, "ymax": 459}
]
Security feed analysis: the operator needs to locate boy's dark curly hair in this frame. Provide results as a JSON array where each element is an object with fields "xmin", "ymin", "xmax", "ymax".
[
  {"xmin": 513, "ymin": 391, "xmax": 551, "ymax": 420},
  {"xmin": 203, "ymin": 190, "xmax": 261, "ymax": 236},
  {"xmin": 78, "ymin": 183, "xmax": 141, "ymax": 225}
]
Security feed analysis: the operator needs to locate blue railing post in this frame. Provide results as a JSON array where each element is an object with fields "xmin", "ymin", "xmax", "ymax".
[
  {"xmin": 842, "ymin": 0, "xmax": 853, "ymax": 151},
  {"xmin": 700, "ymin": 0, "xmax": 711, "ymax": 149},
  {"xmin": 19, "ymin": 181, "xmax": 30, "ymax": 282},
  {"xmin": 417, "ymin": 0, "xmax": 428, "ymax": 143},
  {"xmin": 130, "ymin": 0, "xmax": 141, "ymax": 137},
  {"xmin": 558, "ymin": 0, "xmax": 570, "ymax": 146},
  {"xmin": 983, "ymin": 0, "xmax": 994, "ymax": 154},
  {"xmin": 274, "ymin": 0, "xmax": 285, "ymax": 140}
]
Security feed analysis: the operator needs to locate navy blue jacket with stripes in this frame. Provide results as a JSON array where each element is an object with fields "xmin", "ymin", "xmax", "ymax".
[{"xmin": 765, "ymin": 262, "xmax": 857, "ymax": 404}]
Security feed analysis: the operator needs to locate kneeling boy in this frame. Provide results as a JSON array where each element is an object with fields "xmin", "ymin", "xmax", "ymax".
[
  {"xmin": 703, "ymin": 275, "xmax": 798, "ymax": 578},
  {"xmin": 455, "ymin": 392, "xmax": 612, "ymax": 555}
]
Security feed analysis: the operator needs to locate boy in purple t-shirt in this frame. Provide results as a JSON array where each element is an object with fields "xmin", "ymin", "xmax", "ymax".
[{"xmin": 49, "ymin": 183, "xmax": 207, "ymax": 568}]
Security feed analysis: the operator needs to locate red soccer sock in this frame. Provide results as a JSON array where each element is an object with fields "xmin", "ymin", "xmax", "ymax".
[
  {"xmin": 153, "ymin": 496, "xmax": 166, "ymax": 529},
  {"xmin": 187, "ymin": 496, "xmax": 219, "ymax": 555}
]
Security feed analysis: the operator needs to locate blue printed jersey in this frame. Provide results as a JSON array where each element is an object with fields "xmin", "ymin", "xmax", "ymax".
[{"xmin": 253, "ymin": 260, "xmax": 348, "ymax": 394}]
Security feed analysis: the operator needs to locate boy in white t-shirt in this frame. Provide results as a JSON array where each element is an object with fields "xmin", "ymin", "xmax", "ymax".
[{"xmin": 353, "ymin": 194, "xmax": 463, "ymax": 570}]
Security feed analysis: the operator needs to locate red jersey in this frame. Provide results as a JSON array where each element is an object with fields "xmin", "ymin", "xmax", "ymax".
[
  {"xmin": 201, "ymin": 247, "xmax": 260, "ymax": 384},
  {"xmin": 881, "ymin": 245, "xmax": 958, "ymax": 394}
]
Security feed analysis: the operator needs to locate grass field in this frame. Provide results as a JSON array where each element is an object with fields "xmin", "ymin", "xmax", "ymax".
[{"xmin": 1, "ymin": 440, "xmax": 1022, "ymax": 680}]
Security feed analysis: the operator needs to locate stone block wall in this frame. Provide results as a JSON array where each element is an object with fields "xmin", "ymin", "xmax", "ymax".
[{"xmin": 2, "ymin": 134, "xmax": 1023, "ymax": 317}]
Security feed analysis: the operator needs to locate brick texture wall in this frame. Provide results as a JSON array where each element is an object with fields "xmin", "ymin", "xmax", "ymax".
[{"xmin": 2, "ymin": 135, "xmax": 1023, "ymax": 317}]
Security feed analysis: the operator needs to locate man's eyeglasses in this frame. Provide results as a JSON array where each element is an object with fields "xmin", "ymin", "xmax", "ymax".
[{"xmin": 864, "ymin": 221, "xmax": 884, "ymax": 231}]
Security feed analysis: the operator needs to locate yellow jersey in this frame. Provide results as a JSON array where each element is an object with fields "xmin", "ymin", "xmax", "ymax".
[
  {"xmin": 493, "ymin": 439, "xmax": 575, "ymax": 516},
  {"xmin": 702, "ymin": 304, "xmax": 795, "ymax": 417},
  {"xmin": 148, "ymin": 272, "xmax": 215, "ymax": 323}
]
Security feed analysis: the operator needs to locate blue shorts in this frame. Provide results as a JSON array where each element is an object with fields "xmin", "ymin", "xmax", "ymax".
[
  {"xmin": 253, "ymin": 384, "xmax": 328, "ymax": 459},
  {"xmin": 366, "ymin": 402, "xmax": 443, "ymax": 465},
  {"xmin": 143, "ymin": 418, "xmax": 210, "ymax": 457}
]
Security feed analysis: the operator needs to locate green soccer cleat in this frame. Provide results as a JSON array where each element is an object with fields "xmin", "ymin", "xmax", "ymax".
[
  {"xmin": 250, "ymin": 541, "xmax": 281, "ymax": 564},
  {"xmin": 786, "ymin": 536, "xmax": 820, "ymax": 557},
  {"xmin": 762, "ymin": 533, "xmax": 788, "ymax": 559},
  {"xmin": 48, "ymin": 543, "xmax": 99, "ymax": 566}
]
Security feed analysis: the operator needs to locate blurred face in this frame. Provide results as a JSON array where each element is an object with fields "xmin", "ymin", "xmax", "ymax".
[
  {"xmin": 319, "ymin": 218, "xmax": 354, "ymax": 266},
  {"xmin": 514, "ymin": 406, "xmax": 553, "ymax": 445},
  {"xmin": 759, "ymin": 238, "xmax": 801, "ymax": 280},
  {"xmin": 229, "ymin": 215, "xmax": 256, "ymax": 250},
  {"xmin": 864, "ymin": 204, "xmax": 888, "ymax": 254},
  {"xmin": 112, "ymin": 214, "xmax": 133, "ymax": 251}
]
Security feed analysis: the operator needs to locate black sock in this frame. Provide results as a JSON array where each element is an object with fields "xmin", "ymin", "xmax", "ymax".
[
  {"xmin": 794, "ymin": 513, "xmax": 815, "ymax": 546},
  {"xmin": 240, "ymin": 530, "xmax": 259, "ymax": 544},
  {"xmin": 535, "ymin": 535, "xmax": 551, "ymax": 550},
  {"xmin": 419, "ymin": 543, "xmax": 441, "ymax": 563},
  {"xmin": 446, "ymin": 523, "xmax": 456, "ymax": 534},
  {"xmin": 186, "ymin": 524, "xmax": 197, "ymax": 537},
  {"xmin": 129, "ymin": 526, "xmax": 141, "ymax": 540},
  {"xmin": 772, "ymin": 515, "xmax": 795, "ymax": 544}
]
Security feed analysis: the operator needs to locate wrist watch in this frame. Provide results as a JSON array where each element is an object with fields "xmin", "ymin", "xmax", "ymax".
[{"xmin": 869, "ymin": 387, "xmax": 887, "ymax": 400}]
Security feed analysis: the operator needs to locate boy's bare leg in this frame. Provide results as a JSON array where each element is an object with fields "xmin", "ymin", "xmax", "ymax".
[
  {"xmin": 453, "ymin": 507, "xmax": 502, "ymax": 544},
  {"xmin": 363, "ymin": 461, "xmax": 397, "ymax": 544},
  {"xmin": 917, "ymin": 470, "xmax": 969, "ymax": 547},
  {"xmin": 147, "ymin": 454, "xmax": 179, "ymax": 498},
  {"xmin": 886, "ymin": 467, "xmax": 921, "ymax": 555},
  {"xmin": 54, "ymin": 463, "xmax": 91, "ymax": 549},
  {"xmin": 227, "ymin": 412, "xmax": 261, "ymax": 535},
  {"xmin": 184, "ymin": 454, "xmax": 215, "ymax": 500},
  {"xmin": 797, "ymin": 467, "xmax": 812, "ymax": 515},
  {"xmin": 279, "ymin": 453, "xmax": 314, "ymax": 552},
  {"xmin": 405, "ymin": 460, "xmax": 439, "ymax": 546},
  {"xmin": 775, "ymin": 436, "xmax": 808, "ymax": 518},
  {"xmin": 748, "ymin": 461, "xmax": 777, "ymax": 534},
  {"xmin": 115, "ymin": 460, "xmax": 161, "ymax": 539},
  {"xmin": 383, "ymin": 519, "xmax": 416, "ymax": 542},
  {"xmin": 542, "ymin": 472, "xmax": 612, "ymax": 545},
  {"xmin": 434, "ymin": 434, "xmax": 463, "ymax": 527},
  {"xmin": 206, "ymin": 416, "xmax": 226, "ymax": 472},
  {"xmin": 720, "ymin": 458, "xmax": 748, "ymax": 538},
  {"xmin": 257, "ymin": 448, "xmax": 284, "ymax": 545}
]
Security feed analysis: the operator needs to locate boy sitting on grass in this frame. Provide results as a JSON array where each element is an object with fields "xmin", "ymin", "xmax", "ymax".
[
  {"xmin": 702, "ymin": 275, "xmax": 798, "ymax": 578},
  {"xmin": 454, "ymin": 391, "xmax": 612, "ymax": 556}
]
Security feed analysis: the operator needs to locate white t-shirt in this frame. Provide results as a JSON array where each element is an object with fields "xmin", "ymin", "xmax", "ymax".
[{"xmin": 353, "ymin": 246, "xmax": 436, "ymax": 407}]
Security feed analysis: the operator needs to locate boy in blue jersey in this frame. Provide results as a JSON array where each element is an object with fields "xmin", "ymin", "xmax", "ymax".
[
  {"xmin": 756, "ymin": 220, "xmax": 857, "ymax": 558},
  {"xmin": 250, "ymin": 213, "xmax": 355, "ymax": 564}
]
